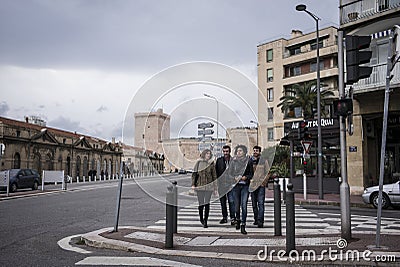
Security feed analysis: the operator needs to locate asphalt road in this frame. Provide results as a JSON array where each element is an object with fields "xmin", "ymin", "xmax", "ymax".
[
  {"xmin": 0, "ymin": 175, "xmax": 172, "ymax": 266},
  {"xmin": 0, "ymin": 173, "xmax": 398, "ymax": 266}
]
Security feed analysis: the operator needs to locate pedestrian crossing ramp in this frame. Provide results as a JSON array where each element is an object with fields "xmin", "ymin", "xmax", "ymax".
[{"xmin": 148, "ymin": 202, "xmax": 400, "ymax": 235}]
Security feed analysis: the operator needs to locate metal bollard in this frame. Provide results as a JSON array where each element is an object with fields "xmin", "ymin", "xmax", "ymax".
[
  {"xmin": 286, "ymin": 183, "xmax": 295, "ymax": 254},
  {"xmin": 172, "ymin": 181, "xmax": 178, "ymax": 234},
  {"xmin": 282, "ymin": 178, "xmax": 287, "ymax": 202},
  {"xmin": 165, "ymin": 185, "xmax": 174, "ymax": 248},
  {"xmin": 273, "ymin": 178, "xmax": 282, "ymax": 236}
]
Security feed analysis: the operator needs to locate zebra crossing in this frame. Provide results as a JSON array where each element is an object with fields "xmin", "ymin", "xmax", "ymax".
[{"xmin": 148, "ymin": 201, "xmax": 400, "ymax": 235}]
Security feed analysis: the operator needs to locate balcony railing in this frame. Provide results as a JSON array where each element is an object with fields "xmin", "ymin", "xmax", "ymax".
[
  {"xmin": 283, "ymin": 42, "xmax": 337, "ymax": 59},
  {"xmin": 351, "ymin": 62, "xmax": 400, "ymax": 92},
  {"xmin": 340, "ymin": 0, "xmax": 400, "ymax": 25}
]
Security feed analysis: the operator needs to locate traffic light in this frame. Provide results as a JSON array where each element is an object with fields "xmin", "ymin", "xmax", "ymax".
[
  {"xmin": 345, "ymin": 35, "xmax": 373, "ymax": 84},
  {"xmin": 297, "ymin": 120, "xmax": 308, "ymax": 140},
  {"xmin": 303, "ymin": 158, "xmax": 308, "ymax": 173},
  {"xmin": 333, "ymin": 98, "xmax": 353, "ymax": 117},
  {"xmin": 390, "ymin": 26, "xmax": 399, "ymax": 72}
]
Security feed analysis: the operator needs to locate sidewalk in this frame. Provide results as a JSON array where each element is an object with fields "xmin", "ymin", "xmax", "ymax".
[{"xmin": 81, "ymin": 193, "xmax": 400, "ymax": 265}]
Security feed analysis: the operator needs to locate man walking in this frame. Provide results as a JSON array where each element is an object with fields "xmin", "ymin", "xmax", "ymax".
[
  {"xmin": 249, "ymin": 146, "xmax": 269, "ymax": 228},
  {"xmin": 216, "ymin": 145, "xmax": 235, "ymax": 225}
]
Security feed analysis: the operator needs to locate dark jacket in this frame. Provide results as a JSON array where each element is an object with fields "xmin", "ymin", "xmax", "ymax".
[
  {"xmin": 216, "ymin": 156, "xmax": 233, "ymax": 194},
  {"xmin": 229, "ymin": 156, "xmax": 254, "ymax": 186}
]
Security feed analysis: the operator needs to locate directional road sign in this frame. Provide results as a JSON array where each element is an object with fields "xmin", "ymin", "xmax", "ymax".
[
  {"xmin": 198, "ymin": 122, "xmax": 214, "ymax": 129},
  {"xmin": 198, "ymin": 129, "xmax": 214, "ymax": 135}
]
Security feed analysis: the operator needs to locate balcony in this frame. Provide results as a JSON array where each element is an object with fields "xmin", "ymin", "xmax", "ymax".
[
  {"xmin": 340, "ymin": 0, "xmax": 400, "ymax": 25},
  {"xmin": 351, "ymin": 62, "xmax": 400, "ymax": 93}
]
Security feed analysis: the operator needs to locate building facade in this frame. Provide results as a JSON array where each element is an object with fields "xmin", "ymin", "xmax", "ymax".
[
  {"xmin": 121, "ymin": 143, "xmax": 165, "ymax": 176},
  {"xmin": 257, "ymin": 26, "xmax": 339, "ymax": 148},
  {"xmin": 0, "ymin": 116, "xmax": 123, "ymax": 181},
  {"xmin": 340, "ymin": 0, "xmax": 400, "ymax": 193},
  {"xmin": 257, "ymin": 27, "xmax": 342, "ymax": 194}
]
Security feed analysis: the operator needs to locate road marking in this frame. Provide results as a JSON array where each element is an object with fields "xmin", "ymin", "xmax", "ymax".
[
  {"xmin": 58, "ymin": 234, "xmax": 92, "ymax": 254},
  {"xmin": 75, "ymin": 256, "xmax": 202, "ymax": 266}
]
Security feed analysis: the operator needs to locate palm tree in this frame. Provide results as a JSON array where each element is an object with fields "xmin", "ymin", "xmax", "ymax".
[{"xmin": 277, "ymin": 81, "xmax": 334, "ymax": 120}]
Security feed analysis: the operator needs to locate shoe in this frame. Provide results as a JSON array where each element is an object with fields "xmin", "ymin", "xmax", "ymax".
[
  {"xmin": 200, "ymin": 219, "xmax": 204, "ymax": 226},
  {"xmin": 253, "ymin": 220, "xmax": 258, "ymax": 225},
  {"xmin": 241, "ymin": 225, "xmax": 247, "ymax": 235},
  {"xmin": 203, "ymin": 221, "xmax": 208, "ymax": 228},
  {"xmin": 257, "ymin": 222, "xmax": 264, "ymax": 228},
  {"xmin": 235, "ymin": 220, "xmax": 241, "ymax": 230},
  {"xmin": 231, "ymin": 219, "xmax": 236, "ymax": 226},
  {"xmin": 219, "ymin": 218, "xmax": 228, "ymax": 224}
]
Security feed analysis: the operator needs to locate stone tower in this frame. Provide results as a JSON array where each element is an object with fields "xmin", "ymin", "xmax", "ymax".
[{"xmin": 134, "ymin": 108, "xmax": 170, "ymax": 151}]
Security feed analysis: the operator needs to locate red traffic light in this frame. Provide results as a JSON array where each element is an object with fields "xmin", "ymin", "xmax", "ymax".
[
  {"xmin": 333, "ymin": 98, "xmax": 353, "ymax": 117},
  {"xmin": 303, "ymin": 160, "xmax": 307, "ymax": 165}
]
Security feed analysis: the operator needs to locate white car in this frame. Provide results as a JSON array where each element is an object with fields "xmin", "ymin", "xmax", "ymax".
[{"xmin": 362, "ymin": 181, "xmax": 400, "ymax": 209}]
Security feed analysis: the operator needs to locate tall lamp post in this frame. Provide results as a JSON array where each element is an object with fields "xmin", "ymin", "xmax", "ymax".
[
  {"xmin": 296, "ymin": 4, "xmax": 324, "ymax": 199},
  {"xmin": 250, "ymin": 120, "xmax": 259, "ymax": 145},
  {"xmin": 204, "ymin": 93, "xmax": 219, "ymax": 156}
]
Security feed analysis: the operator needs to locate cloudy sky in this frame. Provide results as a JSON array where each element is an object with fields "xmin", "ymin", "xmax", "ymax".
[{"xmin": 0, "ymin": 0, "xmax": 339, "ymax": 145}]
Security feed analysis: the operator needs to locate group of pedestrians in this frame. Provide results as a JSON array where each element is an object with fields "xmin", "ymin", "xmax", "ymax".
[{"xmin": 191, "ymin": 144, "xmax": 269, "ymax": 235}]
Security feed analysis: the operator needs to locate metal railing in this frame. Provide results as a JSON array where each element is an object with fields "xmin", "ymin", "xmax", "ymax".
[
  {"xmin": 351, "ymin": 62, "xmax": 400, "ymax": 91},
  {"xmin": 283, "ymin": 42, "xmax": 338, "ymax": 59},
  {"xmin": 340, "ymin": 0, "xmax": 400, "ymax": 25}
]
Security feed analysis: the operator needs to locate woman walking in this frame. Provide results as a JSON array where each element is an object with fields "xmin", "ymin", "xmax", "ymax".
[
  {"xmin": 192, "ymin": 149, "xmax": 217, "ymax": 228},
  {"xmin": 229, "ymin": 145, "xmax": 253, "ymax": 234}
]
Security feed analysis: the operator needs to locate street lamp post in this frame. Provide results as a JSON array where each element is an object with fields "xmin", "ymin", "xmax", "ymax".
[
  {"xmin": 204, "ymin": 93, "xmax": 219, "ymax": 156},
  {"xmin": 296, "ymin": 4, "xmax": 324, "ymax": 199},
  {"xmin": 250, "ymin": 120, "xmax": 259, "ymax": 146}
]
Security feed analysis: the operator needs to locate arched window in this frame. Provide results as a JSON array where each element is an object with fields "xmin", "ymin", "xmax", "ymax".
[
  {"xmin": 45, "ymin": 153, "xmax": 53, "ymax": 170},
  {"xmin": 58, "ymin": 156, "xmax": 63, "ymax": 170},
  {"xmin": 66, "ymin": 156, "xmax": 71, "ymax": 176},
  {"xmin": 33, "ymin": 153, "xmax": 42, "ymax": 176},
  {"xmin": 83, "ymin": 156, "xmax": 88, "ymax": 178},
  {"xmin": 13, "ymin": 153, "xmax": 21, "ymax": 169},
  {"xmin": 76, "ymin": 156, "xmax": 81, "ymax": 179}
]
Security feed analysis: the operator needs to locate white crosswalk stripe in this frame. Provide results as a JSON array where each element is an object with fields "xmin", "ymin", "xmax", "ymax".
[{"xmin": 148, "ymin": 202, "xmax": 400, "ymax": 234}]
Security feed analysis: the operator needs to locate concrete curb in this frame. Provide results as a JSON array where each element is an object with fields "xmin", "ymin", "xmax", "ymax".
[
  {"xmin": 81, "ymin": 226, "xmax": 400, "ymax": 264},
  {"xmin": 81, "ymin": 227, "xmax": 258, "ymax": 262},
  {"xmin": 294, "ymin": 199, "xmax": 372, "ymax": 209}
]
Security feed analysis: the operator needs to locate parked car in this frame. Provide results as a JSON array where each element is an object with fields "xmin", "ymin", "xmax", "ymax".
[
  {"xmin": 178, "ymin": 169, "xmax": 187, "ymax": 174},
  {"xmin": 362, "ymin": 181, "xmax": 400, "ymax": 209},
  {"xmin": 5, "ymin": 169, "xmax": 41, "ymax": 192}
]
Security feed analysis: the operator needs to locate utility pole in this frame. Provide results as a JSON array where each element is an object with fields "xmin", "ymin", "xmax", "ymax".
[{"xmin": 338, "ymin": 30, "xmax": 351, "ymax": 240}]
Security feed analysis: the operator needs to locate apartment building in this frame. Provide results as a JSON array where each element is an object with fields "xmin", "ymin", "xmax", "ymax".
[
  {"xmin": 257, "ymin": 26, "xmax": 341, "ymax": 194},
  {"xmin": 340, "ymin": 0, "xmax": 400, "ymax": 194},
  {"xmin": 257, "ymin": 26, "xmax": 339, "ymax": 147}
]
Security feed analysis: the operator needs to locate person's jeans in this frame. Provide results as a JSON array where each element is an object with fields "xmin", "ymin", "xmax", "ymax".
[
  {"xmin": 233, "ymin": 184, "xmax": 249, "ymax": 225},
  {"xmin": 251, "ymin": 186, "xmax": 266, "ymax": 223},
  {"xmin": 219, "ymin": 190, "xmax": 235, "ymax": 219}
]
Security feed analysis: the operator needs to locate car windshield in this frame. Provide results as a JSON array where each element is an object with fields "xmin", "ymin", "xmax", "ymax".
[{"xmin": 9, "ymin": 169, "xmax": 20, "ymax": 176}]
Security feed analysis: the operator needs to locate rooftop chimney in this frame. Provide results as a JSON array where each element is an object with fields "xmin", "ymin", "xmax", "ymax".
[{"xmin": 291, "ymin": 29, "xmax": 303, "ymax": 38}]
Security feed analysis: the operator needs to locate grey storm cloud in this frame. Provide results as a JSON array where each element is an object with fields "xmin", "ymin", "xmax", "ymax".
[
  {"xmin": 0, "ymin": 0, "xmax": 339, "ymax": 72},
  {"xmin": 0, "ymin": 0, "xmax": 339, "ymax": 143},
  {"xmin": 48, "ymin": 116, "xmax": 84, "ymax": 133},
  {"xmin": 0, "ymin": 101, "xmax": 10, "ymax": 115}
]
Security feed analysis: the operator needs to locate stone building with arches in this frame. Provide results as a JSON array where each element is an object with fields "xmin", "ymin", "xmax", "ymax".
[{"xmin": 0, "ymin": 116, "xmax": 123, "ymax": 181}]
